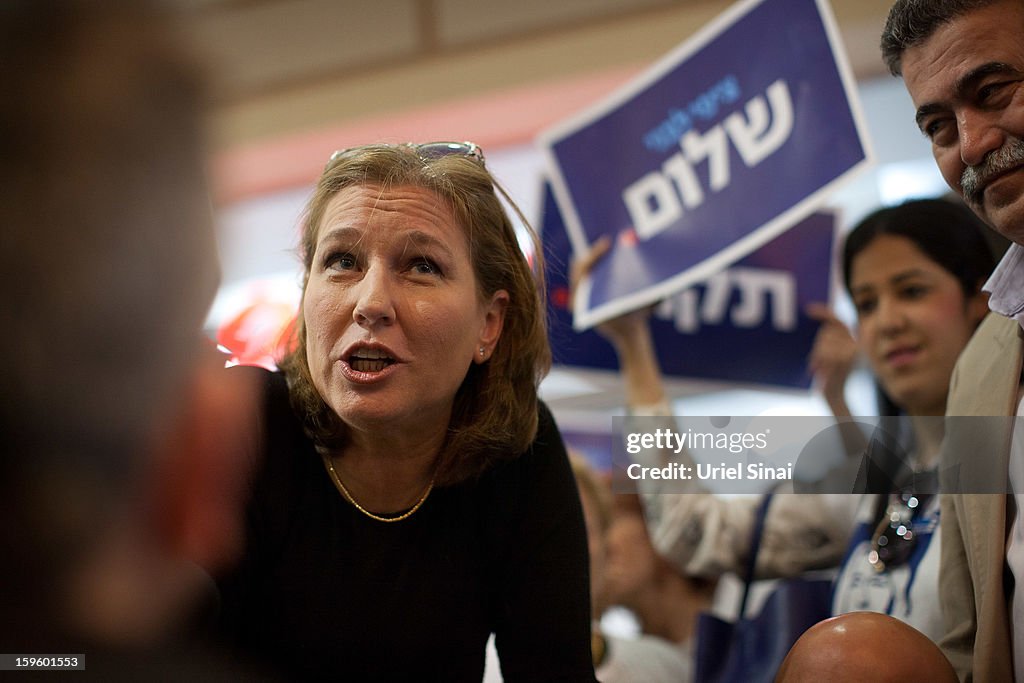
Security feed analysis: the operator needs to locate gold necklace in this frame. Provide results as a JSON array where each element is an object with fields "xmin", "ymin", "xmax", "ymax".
[
  {"xmin": 591, "ymin": 629, "xmax": 607, "ymax": 668},
  {"xmin": 322, "ymin": 454, "xmax": 435, "ymax": 523}
]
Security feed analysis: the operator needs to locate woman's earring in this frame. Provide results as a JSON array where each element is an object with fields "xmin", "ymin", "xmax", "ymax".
[{"xmin": 479, "ymin": 347, "xmax": 486, "ymax": 357}]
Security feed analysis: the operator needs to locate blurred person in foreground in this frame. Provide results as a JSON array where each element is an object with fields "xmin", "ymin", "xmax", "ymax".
[
  {"xmin": 0, "ymin": 0, "xmax": 257, "ymax": 677},
  {"xmin": 571, "ymin": 455, "xmax": 707, "ymax": 682},
  {"xmin": 775, "ymin": 611, "xmax": 958, "ymax": 683},
  {"xmin": 602, "ymin": 501, "xmax": 715, "ymax": 653},
  {"xmin": 882, "ymin": 0, "xmax": 1024, "ymax": 678},
  {"xmin": 214, "ymin": 143, "xmax": 595, "ymax": 681}
]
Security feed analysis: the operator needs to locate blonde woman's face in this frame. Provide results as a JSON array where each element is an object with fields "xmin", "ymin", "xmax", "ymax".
[{"xmin": 302, "ymin": 184, "xmax": 507, "ymax": 437}]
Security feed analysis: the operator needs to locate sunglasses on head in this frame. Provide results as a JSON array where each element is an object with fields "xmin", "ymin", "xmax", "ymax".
[{"xmin": 324, "ymin": 141, "xmax": 485, "ymax": 171}]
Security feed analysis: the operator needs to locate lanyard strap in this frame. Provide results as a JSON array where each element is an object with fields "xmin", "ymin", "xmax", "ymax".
[{"xmin": 738, "ymin": 493, "xmax": 773, "ymax": 617}]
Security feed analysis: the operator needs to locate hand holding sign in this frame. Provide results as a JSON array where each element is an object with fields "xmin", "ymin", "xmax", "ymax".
[
  {"xmin": 539, "ymin": 0, "xmax": 871, "ymax": 330},
  {"xmin": 544, "ymin": 178, "xmax": 839, "ymax": 389},
  {"xmin": 569, "ymin": 235, "xmax": 668, "ymax": 409},
  {"xmin": 805, "ymin": 302, "xmax": 859, "ymax": 419}
]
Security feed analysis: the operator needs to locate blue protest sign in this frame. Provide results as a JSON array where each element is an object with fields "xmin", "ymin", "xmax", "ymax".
[
  {"xmin": 539, "ymin": 0, "xmax": 870, "ymax": 329},
  {"xmin": 543, "ymin": 182, "xmax": 837, "ymax": 390}
]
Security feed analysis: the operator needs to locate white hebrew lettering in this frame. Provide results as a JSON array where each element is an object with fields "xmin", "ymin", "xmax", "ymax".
[
  {"xmin": 729, "ymin": 268, "xmax": 797, "ymax": 330},
  {"xmin": 723, "ymin": 79, "xmax": 793, "ymax": 167},
  {"xmin": 699, "ymin": 271, "xmax": 732, "ymax": 326},
  {"xmin": 681, "ymin": 126, "xmax": 730, "ymax": 192},
  {"xmin": 657, "ymin": 290, "xmax": 699, "ymax": 333},
  {"xmin": 623, "ymin": 171, "xmax": 683, "ymax": 240},
  {"xmin": 654, "ymin": 267, "xmax": 798, "ymax": 333},
  {"xmin": 662, "ymin": 152, "xmax": 704, "ymax": 210},
  {"xmin": 622, "ymin": 80, "xmax": 794, "ymax": 242}
]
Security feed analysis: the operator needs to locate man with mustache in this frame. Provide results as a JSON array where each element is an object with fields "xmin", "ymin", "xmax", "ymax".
[{"xmin": 882, "ymin": 1, "xmax": 1024, "ymax": 680}]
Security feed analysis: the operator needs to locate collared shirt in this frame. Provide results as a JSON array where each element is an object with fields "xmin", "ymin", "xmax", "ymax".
[
  {"xmin": 1007, "ymin": 394, "xmax": 1024, "ymax": 683},
  {"xmin": 987, "ymin": 242, "xmax": 1024, "ymax": 682},
  {"xmin": 986, "ymin": 242, "xmax": 1024, "ymax": 331}
]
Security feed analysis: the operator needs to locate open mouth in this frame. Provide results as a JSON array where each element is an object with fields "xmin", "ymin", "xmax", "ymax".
[{"xmin": 347, "ymin": 348, "xmax": 396, "ymax": 373}]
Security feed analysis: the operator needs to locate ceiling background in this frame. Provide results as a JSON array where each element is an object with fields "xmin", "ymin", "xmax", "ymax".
[{"xmin": 173, "ymin": 0, "xmax": 899, "ymax": 155}]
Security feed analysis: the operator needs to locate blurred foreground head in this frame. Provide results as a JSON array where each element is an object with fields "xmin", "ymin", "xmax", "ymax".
[
  {"xmin": 0, "ymin": 0, "xmax": 252, "ymax": 646},
  {"xmin": 775, "ymin": 612, "xmax": 957, "ymax": 683}
]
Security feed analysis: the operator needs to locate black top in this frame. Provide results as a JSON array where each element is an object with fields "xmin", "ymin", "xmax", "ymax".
[{"xmin": 216, "ymin": 369, "xmax": 596, "ymax": 682}]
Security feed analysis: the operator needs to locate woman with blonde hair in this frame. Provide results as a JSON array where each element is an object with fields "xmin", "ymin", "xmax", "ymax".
[{"xmin": 216, "ymin": 142, "xmax": 596, "ymax": 681}]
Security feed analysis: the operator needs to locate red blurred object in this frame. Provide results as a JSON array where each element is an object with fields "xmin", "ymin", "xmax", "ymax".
[
  {"xmin": 551, "ymin": 286, "xmax": 570, "ymax": 310},
  {"xmin": 217, "ymin": 299, "xmax": 297, "ymax": 370}
]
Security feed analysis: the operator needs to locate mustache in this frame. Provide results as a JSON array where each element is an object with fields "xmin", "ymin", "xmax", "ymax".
[{"xmin": 961, "ymin": 137, "xmax": 1024, "ymax": 205}]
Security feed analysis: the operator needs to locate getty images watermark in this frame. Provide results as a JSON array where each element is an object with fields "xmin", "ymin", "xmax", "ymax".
[{"xmin": 611, "ymin": 415, "xmax": 1018, "ymax": 495}]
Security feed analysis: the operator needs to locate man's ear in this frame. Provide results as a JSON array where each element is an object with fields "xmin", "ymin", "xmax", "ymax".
[{"xmin": 148, "ymin": 356, "xmax": 259, "ymax": 574}]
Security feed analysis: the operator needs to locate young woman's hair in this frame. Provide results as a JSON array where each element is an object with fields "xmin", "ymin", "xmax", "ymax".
[{"xmin": 843, "ymin": 197, "xmax": 997, "ymax": 298}]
